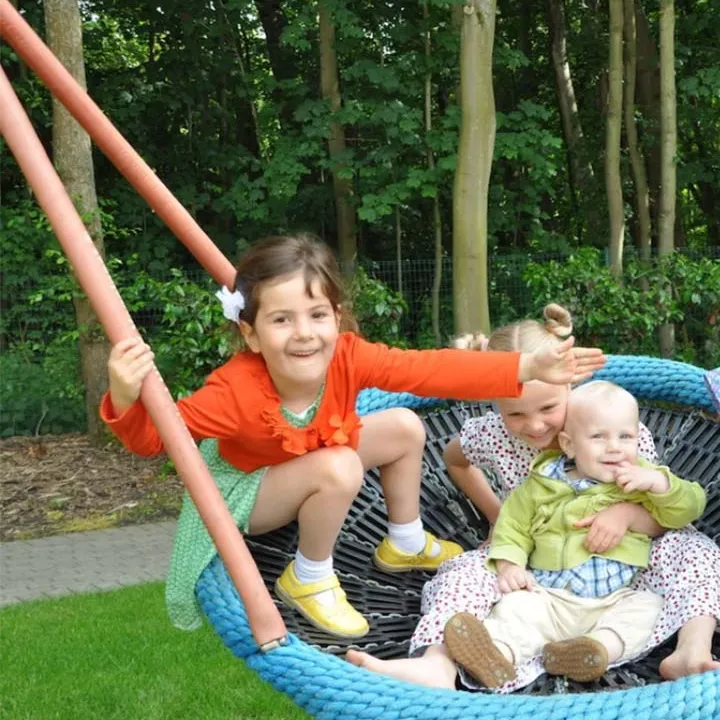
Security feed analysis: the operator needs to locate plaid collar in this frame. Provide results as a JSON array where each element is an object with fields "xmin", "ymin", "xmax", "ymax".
[{"xmin": 544, "ymin": 455, "xmax": 599, "ymax": 492}]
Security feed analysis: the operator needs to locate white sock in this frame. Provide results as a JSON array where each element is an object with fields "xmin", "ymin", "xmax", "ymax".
[
  {"xmin": 388, "ymin": 517, "xmax": 440, "ymax": 557},
  {"xmin": 293, "ymin": 550, "xmax": 336, "ymax": 606},
  {"xmin": 294, "ymin": 550, "xmax": 334, "ymax": 584}
]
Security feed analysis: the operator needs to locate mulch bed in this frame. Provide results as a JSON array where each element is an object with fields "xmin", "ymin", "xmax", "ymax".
[{"xmin": 0, "ymin": 434, "xmax": 184, "ymax": 541}]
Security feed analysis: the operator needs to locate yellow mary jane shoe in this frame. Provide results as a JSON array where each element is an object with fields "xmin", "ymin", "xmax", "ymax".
[
  {"xmin": 275, "ymin": 562, "xmax": 369, "ymax": 639},
  {"xmin": 373, "ymin": 531, "xmax": 463, "ymax": 573}
]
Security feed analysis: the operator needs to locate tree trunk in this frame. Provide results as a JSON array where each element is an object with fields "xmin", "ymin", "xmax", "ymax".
[
  {"xmin": 658, "ymin": 0, "xmax": 676, "ymax": 356},
  {"xmin": 318, "ymin": 2, "xmax": 357, "ymax": 271},
  {"xmin": 605, "ymin": 0, "xmax": 624, "ymax": 278},
  {"xmin": 395, "ymin": 205, "xmax": 403, "ymax": 296},
  {"xmin": 635, "ymin": 2, "xmax": 662, "ymax": 230},
  {"xmin": 453, "ymin": 0, "xmax": 496, "ymax": 335},
  {"xmin": 44, "ymin": 0, "xmax": 108, "ymax": 444},
  {"xmin": 623, "ymin": 0, "xmax": 652, "ymax": 262},
  {"xmin": 253, "ymin": 0, "xmax": 299, "ymax": 128},
  {"xmin": 218, "ymin": 1, "xmax": 263, "ymax": 159},
  {"xmin": 425, "ymin": 1, "xmax": 443, "ymax": 347},
  {"xmin": 547, "ymin": 0, "xmax": 594, "ymax": 205}
]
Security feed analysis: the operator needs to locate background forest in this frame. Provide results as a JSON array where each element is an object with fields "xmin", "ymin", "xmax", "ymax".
[{"xmin": 1, "ymin": 0, "xmax": 719, "ymax": 440}]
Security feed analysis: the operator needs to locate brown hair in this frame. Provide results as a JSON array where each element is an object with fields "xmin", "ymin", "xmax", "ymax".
[
  {"xmin": 452, "ymin": 303, "xmax": 572, "ymax": 353},
  {"xmin": 234, "ymin": 234, "xmax": 357, "ymax": 332}
]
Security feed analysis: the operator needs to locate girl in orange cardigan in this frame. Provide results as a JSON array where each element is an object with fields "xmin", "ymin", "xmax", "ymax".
[{"xmin": 102, "ymin": 234, "xmax": 605, "ymax": 638}]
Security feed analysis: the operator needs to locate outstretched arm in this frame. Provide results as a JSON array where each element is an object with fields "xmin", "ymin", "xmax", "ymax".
[{"xmin": 350, "ymin": 334, "xmax": 606, "ymax": 400}]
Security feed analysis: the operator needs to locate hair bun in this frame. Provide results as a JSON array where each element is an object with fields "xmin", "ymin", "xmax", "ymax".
[{"xmin": 542, "ymin": 303, "xmax": 573, "ymax": 338}]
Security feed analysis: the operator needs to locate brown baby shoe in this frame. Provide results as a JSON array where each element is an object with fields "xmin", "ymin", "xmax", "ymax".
[
  {"xmin": 543, "ymin": 636, "xmax": 609, "ymax": 682},
  {"xmin": 443, "ymin": 612, "xmax": 517, "ymax": 689}
]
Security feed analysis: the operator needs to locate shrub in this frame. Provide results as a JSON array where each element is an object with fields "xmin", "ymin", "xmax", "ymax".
[
  {"xmin": 524, "ymin": 248, "xmax": 719, "ymax": 366},
  {"xmin": 0, "ymin": 341, "xmax": 85, "ymax": 437},
  {"xmin": 349, "ymin": 266, "xmax": 408, "ymax": 347}
]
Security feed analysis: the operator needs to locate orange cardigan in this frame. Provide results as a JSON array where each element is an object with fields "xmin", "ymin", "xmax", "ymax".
[{"xmin": 101, "ymin": 333, "xmax": 522, "ymax": 473}]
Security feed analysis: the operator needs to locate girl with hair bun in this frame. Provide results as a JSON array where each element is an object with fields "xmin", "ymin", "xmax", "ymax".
[{"xmin": 348, "ymin": 303, "xmax": 720, "ymax": 691}]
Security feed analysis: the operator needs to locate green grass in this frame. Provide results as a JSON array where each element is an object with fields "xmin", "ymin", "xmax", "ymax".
[{"xmin": 0, "ymin": 583, "xmax": 312, "ymax": 720}]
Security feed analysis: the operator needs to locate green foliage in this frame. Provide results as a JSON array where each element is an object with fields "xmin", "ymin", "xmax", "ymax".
[
  {"xmin": 349, "ymin": 266, "xmax": 408, "ymax": 346},
  {"xmin": 414, "ymin": 292, "xmax": 454, "ymax": 349},
  {"xmin": 2, "ymin": 0, "xmax": 719, "ymax": 438},
  {"xmin": 0, "ymin": 341, "xmax": 85, "ymax": 437},
  {"xmin": 491, "ymin": 101, "xmax": 569, "ymax": 251},
  {"xmin": 0, "ymin": 199, "xmax": 76, "ymax": 355},
  {"xmin": 115, "ymin": 261, "xmax": 233, "ymax": 397},
  {"xmin": 524, "ymin": 249, "xmax": 720, "ymax": 367}
]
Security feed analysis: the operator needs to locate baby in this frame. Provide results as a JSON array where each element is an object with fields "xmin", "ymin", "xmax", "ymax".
[{"xmin": 443, "ymin": 381, "xmax": 707, "ymax": 688}]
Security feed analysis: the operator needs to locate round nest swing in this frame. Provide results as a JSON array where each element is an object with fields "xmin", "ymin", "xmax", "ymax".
[{"xmin": 197, "ymin": 355, "xmax": 720, "ymax": 720}]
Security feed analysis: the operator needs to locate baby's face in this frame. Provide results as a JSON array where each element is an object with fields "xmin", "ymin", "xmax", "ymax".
[{"xmin": 563, "ymin": 401, "xmax": 639, "ymax": 483}]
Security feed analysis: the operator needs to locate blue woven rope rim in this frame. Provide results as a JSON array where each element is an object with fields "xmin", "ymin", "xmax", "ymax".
[
  {"xmin": 197, "ymin": 558, "xmax": 719, "ymax": 720},
  {"xmin": 355, "ymin": 355, "xmax": 716, "ymax": 416},
  {"xmin": 196, "ymin": 355, "xmax": 720, "ymax": 719}
]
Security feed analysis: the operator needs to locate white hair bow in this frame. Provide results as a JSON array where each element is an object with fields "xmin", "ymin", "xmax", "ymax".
[{"xmin": 215, "ymin": 285, "xmax": 245, "ymax": 323}]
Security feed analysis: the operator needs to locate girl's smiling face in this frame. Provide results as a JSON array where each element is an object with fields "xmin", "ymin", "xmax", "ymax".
[
  {"xmin": 240, "ymin": 271, "xmax": 340, "ymax": 398},
  {"xmin": 495, "ymin": 381, "xmax": 569, "ymax": 449}
]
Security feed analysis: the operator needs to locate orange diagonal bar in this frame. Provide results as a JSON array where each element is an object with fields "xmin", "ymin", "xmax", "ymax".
[
  {"xmin": 0, "ymin": 0, "xmax": 234, "ymax": 288},
  {"xmin": 0, "ymin": 66, "xmax": 286, "ymax": 648}
]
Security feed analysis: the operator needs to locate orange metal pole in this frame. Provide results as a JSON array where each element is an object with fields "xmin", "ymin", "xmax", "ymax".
[
  {"xmin": 0, "ymin": 67, "xmax": 287, "ymax": 648},
  {"xmin": 0, "ymin": 0, "xmax": 234, "ymax": 288}
]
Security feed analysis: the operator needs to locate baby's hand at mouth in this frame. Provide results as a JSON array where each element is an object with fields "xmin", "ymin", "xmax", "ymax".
[{"xmin": 614, "ymin": 462, "xmax": 669, "ymax": 494}]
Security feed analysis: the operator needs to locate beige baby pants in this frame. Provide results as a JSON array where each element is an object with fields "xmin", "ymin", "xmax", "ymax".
[{"xmin": 483, "ymin": 585, "xmax": 663, "ymax": 665}]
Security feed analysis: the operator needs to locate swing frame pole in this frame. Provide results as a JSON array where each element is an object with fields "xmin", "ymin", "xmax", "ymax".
[
  {"xmin": 0, "ymin": 0, "xmax": 233, "ymax": 288},
  {"xmin": 0, "ymin": 66, "xmax": 287, "ymax": 649}
]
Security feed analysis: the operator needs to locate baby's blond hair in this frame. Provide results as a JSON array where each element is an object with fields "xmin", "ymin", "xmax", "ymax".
[
  {"xmin": 452, "ymin": 303, "xmax": 572, "ymax": 354},
  {"xmin": 565, "ymin": 380, "xmax": 638, "ymax": 430}
]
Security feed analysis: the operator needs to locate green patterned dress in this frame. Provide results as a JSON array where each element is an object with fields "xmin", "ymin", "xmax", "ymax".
[{"xmin": 165, "ymin": 394, "xmax": 323, "ymax": 630}]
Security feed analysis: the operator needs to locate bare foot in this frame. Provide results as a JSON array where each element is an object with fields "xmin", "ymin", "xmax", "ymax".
[
  {"xmin": 659, "ymin": 650, "xmax": 720, "ymax": 680},
  {"xmin": 346, "ymin": 647, "xmax": 457, "ymax": 689}
]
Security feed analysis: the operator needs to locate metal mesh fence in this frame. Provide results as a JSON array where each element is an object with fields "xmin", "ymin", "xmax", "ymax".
[
  {"xmin": 2, "ymin": 248, "xmax": 718, "ymax": 353},
  {"xmin": 1, "ymin": 248, "xmax": 717, "ymax": 436},
  {"xmin": 0, "ymin": 255, "xmax": 522, "ymax": 356}
]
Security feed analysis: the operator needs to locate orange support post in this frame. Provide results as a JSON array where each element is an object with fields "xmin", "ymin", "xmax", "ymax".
[
  {"xmin": 0, "ymin": 0, "xmax": 234, "ymax": 288},
  {"xmin": 0, "ymin": 66, "xmax": 287, "ymax": 648}
]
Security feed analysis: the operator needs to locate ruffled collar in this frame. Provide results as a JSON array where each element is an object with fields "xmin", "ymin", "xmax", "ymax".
[{"xmin": 246, "ymin": 352, "xmax": 362, "ymax": 456}]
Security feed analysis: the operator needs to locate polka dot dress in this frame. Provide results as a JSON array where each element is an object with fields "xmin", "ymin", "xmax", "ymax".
[{"xmin": 409, "ymin": 412, "xmax": 720, "ymax": 692}]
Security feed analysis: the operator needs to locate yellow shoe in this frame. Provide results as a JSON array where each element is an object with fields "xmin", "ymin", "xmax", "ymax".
[
  {"xmin": 274, "ymin": 562, "xmax": 369, "ymax": 639},
  {"xmin": 373, "ymin": 531, "xmax": 463, "ymax": 573}
]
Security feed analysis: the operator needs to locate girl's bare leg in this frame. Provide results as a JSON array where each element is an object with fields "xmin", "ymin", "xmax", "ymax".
[
  {"xmin": 248, "ymin": 446, "xmax": 364, "ymax": 559},
  {"xmin": 248, "ymin": 447, "xmax": 368, "ymax": 638},
  {"xmin": 357, "ymin": 408, "xmax": 463, "ymax": 566},
  {"xmin": 346, "ymin": 644, "xmax": 457, "ymax": 689},
  {"xmin": 659, "ymin": 616, "xmax": 720, "ymax": 680},
  {"xmin": 356, "ymin": 408, "xmax": 426, "ymax": 523}
]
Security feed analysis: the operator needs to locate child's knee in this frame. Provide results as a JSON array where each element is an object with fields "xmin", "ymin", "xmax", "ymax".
[
  {"xmin": 317, "ymin": 446, "xmax": 364, "ymax": 496},
  {"xmin": 492, "ymin": 589, "xmax": 537, "ymax": 619},
  {"xmin": 392, "ymin": 408, "xmax": 426, "ymax": 448}
]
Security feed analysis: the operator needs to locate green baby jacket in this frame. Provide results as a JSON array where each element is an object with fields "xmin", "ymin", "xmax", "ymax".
[{"xmin": 487, "ymin": 451, "xmax": 706, "ymax": 572}]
